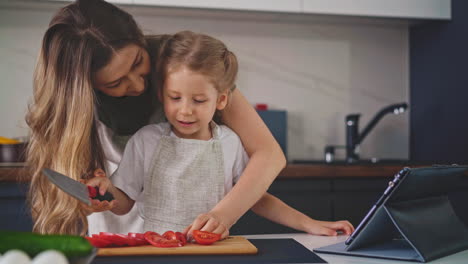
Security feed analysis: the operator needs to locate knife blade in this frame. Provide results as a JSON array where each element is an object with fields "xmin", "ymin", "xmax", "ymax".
[
  {"xmin": 42, "ymin": 168, "xmax": 91, "ymax": 205},
  {"xmin": 42, "ymin": 168, "xmax": 115, "ymax": 206}
]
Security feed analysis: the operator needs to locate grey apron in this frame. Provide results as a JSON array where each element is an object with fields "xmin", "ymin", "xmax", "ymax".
[{"xmin": 143, "ymin": 122, "xmax": 225, "ymax": 233}]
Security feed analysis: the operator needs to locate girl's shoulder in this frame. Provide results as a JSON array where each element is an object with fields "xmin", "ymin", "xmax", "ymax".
[
  {"xmin": 135, "ymin": 122, "xmax": 169, "ymax": 136},
  {"xmin": 216, "ymin": 124, "xmax": 241, "ymax": 143},
  {"xmin": 130, "ymin": 122, "xmax": 169, "ymax": 145}
]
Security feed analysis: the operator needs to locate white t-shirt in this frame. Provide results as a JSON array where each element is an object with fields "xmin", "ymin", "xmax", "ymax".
[{"xmin": 113, "ymin": 122, "xmax": 249, "ymax": 205}]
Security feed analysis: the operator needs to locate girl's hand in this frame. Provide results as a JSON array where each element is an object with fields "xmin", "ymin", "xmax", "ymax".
[
  {"xmin": 303, "ymin": 219, "xmax": 355, "ymax": 236},
  {"xmin": 80, "ymin": 169, "xmax": 117, "ymax": 215},
  {"xmin": 183, "ymin": 212, "xmax": 230, "ymax": 240}
]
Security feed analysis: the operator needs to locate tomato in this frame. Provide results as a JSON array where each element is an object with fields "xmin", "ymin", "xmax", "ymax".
[
  {"xmin": 127, "ymin": 232, "xmax": 149, "ymax": 246},
  {"xmin": 144, "ymin": 231, "xmax": 183, "ymax": 247},
  {"xmin": 85, "ymin": 236, "xmax": 114, "ymax": 248},
  {"xmin": 192, "ymin": 230, "xmax": 221, "ymax": 245},
  {"xmin": 86, "ymin": 232, "xmax": 151, "ymax": 248},
  {"xmin": 175, "ymin": 232, "xmax": 187, "ymax": 246},
  {"xmin": 98, "ymin": 232, "xmax": 129, "ymax": 246},
  {"xmin": 87, "ymin": 185, "xmax": 97, "ymax": 198},
  {"xmin": 128, "ymin": 232, "xmax": 145, "ymax": 240},
  {"xmin": 162, "ymin": 231, "xmax": 177, "ymax": 240}
]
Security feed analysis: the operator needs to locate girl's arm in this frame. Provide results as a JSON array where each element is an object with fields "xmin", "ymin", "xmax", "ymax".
[
  {"xmin": 186, "ymin": 89, "xmax": 286, "ymax": 236},
  {"xmin": 106, "ymin": 184, "xmax": 135, "ymax": 215},
  {"xmin": 252, "ymin": 193, "xmax": 355, "ymax": 236}
]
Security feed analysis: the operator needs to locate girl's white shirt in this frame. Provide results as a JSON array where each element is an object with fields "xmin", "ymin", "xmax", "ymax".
[{"xmin": 112, "ymin": 122, "xmax": 249, "ymax": 206}]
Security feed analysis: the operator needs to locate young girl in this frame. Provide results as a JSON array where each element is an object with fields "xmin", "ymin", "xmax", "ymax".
[{"xmin": 87, "ymin": 31, "xmax": 354, "ymax": 238}]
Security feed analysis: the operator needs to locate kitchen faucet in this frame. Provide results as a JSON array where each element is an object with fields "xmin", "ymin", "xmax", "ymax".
[{"xmin": 345, "ymin": 102, "xmax": 408, "ymax": 163}]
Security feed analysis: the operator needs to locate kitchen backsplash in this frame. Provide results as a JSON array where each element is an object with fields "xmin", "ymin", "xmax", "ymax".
[{"xmin": 0, "ymin": 2, "xmax": 408, "ymax": 161}]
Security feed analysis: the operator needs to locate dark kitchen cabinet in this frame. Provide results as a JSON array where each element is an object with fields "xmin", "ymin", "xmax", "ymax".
[
  {"xmin": 410, "ymin": 0, "xmax": 468, "ymax": 163},
  {"xmin": 0, "ymin": 183, "xmax": 33, "ymax": 231},
  {"xmin": 230, "ymin": 177, "xmax": 390, "ymax": 235},
  {"xmin": 231, "ymin": 179, "xmax": 332, "ymax": 235}
]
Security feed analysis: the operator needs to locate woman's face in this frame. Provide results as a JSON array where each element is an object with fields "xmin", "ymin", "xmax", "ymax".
[{"xmin": 94, "ymin": 44, "xmax": 150, "ymax": 97}]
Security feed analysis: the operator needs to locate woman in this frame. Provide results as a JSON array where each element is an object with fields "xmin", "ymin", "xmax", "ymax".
[{"xmin": 26, "ymin": 0, "xmax": 286, "ymax": 236}]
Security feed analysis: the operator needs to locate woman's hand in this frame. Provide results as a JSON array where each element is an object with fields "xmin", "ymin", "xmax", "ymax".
[
  {"xmin": 183, "ymin": 211, "xmax": 230, "ymax": 240},
  {"xmin": 80, "ymin": 169, "xmax": 117, "ymax": 215},
  {"xmin": 303, "ymin": 219, "xmax": 355, "ymax": 236}
]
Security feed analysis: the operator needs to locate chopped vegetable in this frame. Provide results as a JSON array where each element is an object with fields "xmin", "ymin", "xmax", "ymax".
[{"xmin": 192, "ymin": 230, "xmax": 221, "ymax": 245}]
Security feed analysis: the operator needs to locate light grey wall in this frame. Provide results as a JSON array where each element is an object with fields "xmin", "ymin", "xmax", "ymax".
[{"xmin": 0, "ymin": 2, "xmax": 409, "ymax": 161}]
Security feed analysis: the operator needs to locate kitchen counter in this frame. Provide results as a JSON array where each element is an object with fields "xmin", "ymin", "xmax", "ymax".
[
  {"xmin": 244, "ymin": 233, "xmax": 468, "ymax": 264},
  {"xmin": 0, "ymin": 162, "xmax": 27, "ymax": 182},
  {"xmin": 278, "ymin": 163, "xmax": 411, "ymax": 178},
  {"xmin": 0, "ymin": 162, "xmax": 427, "ymax": 182}
]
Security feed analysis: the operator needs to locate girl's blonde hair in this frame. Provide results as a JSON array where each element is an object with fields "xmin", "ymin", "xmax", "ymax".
[
  {"xmin": 155, "ymin": 31, "xmax": 238, "ymax": 96},
  {"xmin": 25, "ymin": 0, "xmax": 146, "ymax": 235}
]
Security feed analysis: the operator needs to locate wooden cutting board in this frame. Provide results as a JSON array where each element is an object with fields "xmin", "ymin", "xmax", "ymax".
[{"xmin": 97, "ymin": 236, "xmax": 258, "ymax": 256}]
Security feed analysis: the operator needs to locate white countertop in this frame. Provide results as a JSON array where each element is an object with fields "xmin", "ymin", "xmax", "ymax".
[{"xmin": 245, "ymin": 233, "xmax": 468, "ymax": 264}]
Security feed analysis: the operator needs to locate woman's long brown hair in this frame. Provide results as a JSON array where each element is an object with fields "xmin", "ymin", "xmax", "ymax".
[{"xmin": 25, "ymin": 0, "xmax": 146, "ymax": 235}]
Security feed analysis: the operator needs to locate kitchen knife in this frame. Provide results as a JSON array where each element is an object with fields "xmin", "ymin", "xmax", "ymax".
[{"xmin": 42, "ymin": 168, "xmax": 114, "ymax": 206}]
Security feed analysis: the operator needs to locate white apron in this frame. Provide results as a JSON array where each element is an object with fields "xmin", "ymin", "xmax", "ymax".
[{"xmin": 142, "ymin": 123, "xmax": 225, "ymax": 233}]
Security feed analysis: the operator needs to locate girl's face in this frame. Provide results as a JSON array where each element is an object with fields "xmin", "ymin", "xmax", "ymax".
[
  {"xmin": 94, "ymin": 44, "xmax": 150, "ymax": 97},
  {"xmin": 162, "ymin": 67, "xmax": 228, "ymax": 140}
]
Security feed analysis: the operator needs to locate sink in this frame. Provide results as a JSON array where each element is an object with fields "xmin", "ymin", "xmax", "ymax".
[{"xmin": 291, "ymin": 159, "xmax": 430, "ymax": 166}]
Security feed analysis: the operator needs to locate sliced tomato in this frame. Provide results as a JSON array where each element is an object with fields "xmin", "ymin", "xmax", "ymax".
[
  {"xmin": 144, "ymin": 231, "xmax": 183, "ymax": 248},
  {"xmin": 175, "ymin": 232, "xmax": 187, "ymax": 246},
  {"xmin": 163, "ymin": 231, "xmax": 186, "ymax": 245},
  {"xmin": 98, "ymin": 232, "xmax": 129, "ymax": 246},
  {"xmin": 162, "ymin": 231, "xmax": 177, "ymax": 240},
  {"xmin": 127, "ymin": 232, "xmax": 149, "ymax": 246},
  {"xmin": 193, "ymin": 230, "xmax": 221, "ymax": 245},
  {"xmin": 85, "ymin": 236, "xmax": 114, "ymax": 248},
  {"xmin": 128, "ymin": 232, "xmax": 146, "ymax": 240}
]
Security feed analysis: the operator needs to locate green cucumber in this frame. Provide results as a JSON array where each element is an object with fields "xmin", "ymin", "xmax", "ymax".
[{"xmin": 0, "ymin": 231, "xmax": 93, "ymax": 257}]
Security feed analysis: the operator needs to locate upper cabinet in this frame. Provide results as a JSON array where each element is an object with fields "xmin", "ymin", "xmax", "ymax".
[
  {"xmin": 302, "ymin": 0, "xmax": 451, "ymax": 20},
  {"xmin": 133, "ymin": 0, "xmax": 302, "ymax": 13},
  {"xmin": 46, "ymin": 0, "xmax": 452, "ymax": 20},
  {"xmin": 132, "ymin": 0, "xmax": 451, "ymax": 20},
  {"xmin": 48, "ymin": 0, "xmax": 133, "ymax": 4}
]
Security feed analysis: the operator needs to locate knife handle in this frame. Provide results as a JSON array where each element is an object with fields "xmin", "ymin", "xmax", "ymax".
[{"xmin": 88, "ymin": 186, "xmax": 115, "ymax": 202}]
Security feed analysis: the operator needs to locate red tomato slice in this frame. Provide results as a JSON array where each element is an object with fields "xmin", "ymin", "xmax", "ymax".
[
  {"xmin": 144, "ymin": 231, "xmax": 183, "ymax": 247},
  {"xmin": 175, "ymin": 232, "xmax": 187, "ymax": 246},
  {"xmin": 85, "ymin": 236, "xmax": 114, "ymax": 248},
  {"xmin": 128, "ymin": 232, "xmax": 146, "ymax": 240},
  {"xmin": 163, "ymin": 231, "xmax": 186, "ymax": 245},
  {"xmin": 127, "ymin": 232, "xmax": 149, "ymax": 246},
  {"xmin": 193, "ymin": 230, "xmax": 221, "ymax": 245},
  {"xmin": 98, "ymin": 232, "xmax": 129, "ymax": 246},
  {"xmin": 162, "ymin": 231, "xmax": 177, "ymax": 240}
]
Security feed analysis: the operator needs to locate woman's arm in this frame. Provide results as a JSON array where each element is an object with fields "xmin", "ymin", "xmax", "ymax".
[
  {"xmin": 252, "ymin": 193, "xmax": 355, "ymax": 236},
  {"xmin": 186, "ymin": 89, "xmax": 286, "ymax": 236}
]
